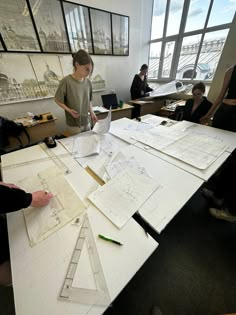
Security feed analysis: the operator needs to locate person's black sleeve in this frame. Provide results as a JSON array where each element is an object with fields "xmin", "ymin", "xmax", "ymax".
[
  {"xmin": 130, "ymin": 75, "xmax": 142, "ymax": 100},
  {"xmin": 0, "ymin": 185, "xmax": 32, "ymax": 214}
]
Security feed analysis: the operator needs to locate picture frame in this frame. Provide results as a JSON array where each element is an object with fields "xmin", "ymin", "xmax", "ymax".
[
  {"xmin": 0, "ymin": 54, "xmax": 42, "ymax": 104},
  {"xmin": 63, "ymin": 2, "xmax": 93, "ymax": 54},
  {"xmin": 28, "ymin": 0, "xmax": 70, "ymax": 53},
  {"xmin": 112, "ymin": 14, "xmax": 129, "ymax": 56},
  {"xmin": 90, "ymin": 8, "xmax": 112, "ymax": 55},
  {"xmin": 0, "ymin": 0, "xmax": 40, "ymax": 52},
  {"xmin": 0, "ymin": 41, "xmax": 4, "ymax": 51}
]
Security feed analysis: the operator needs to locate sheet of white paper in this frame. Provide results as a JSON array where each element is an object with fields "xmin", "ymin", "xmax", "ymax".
[
  {"xmin": 124, "ymin": 122, "xmax": 153, "ymax": 132},
  {"xmin": 149, "ymin": 81, "xmax": 177, "ymax": 97},
  {"xmin": 19, "ymin": 167, "xmax": 86, "ymax": 246},
  {"xmin": 93, "ymin": 106, "xmax": 109, "ymax": 113},
  {"xmin": 93, "ymin": 109, "xmax": 111, "ymax": 134},
  {"xmin": 88, "ymin": 170, "xmax": 159, "ymax": 229},
  {"xmin": 74, "ymin": 135, "xmax": 100, "ymax": 158},
  {"xmin": 134, "ymin": 126, "xmax": 186, "ymax": 150},
  {"xmin": 162, "ymin": 133, "xmax": 228, "ymax": 169},
  {"xmin": 105, "ymin": 156, "xmax": 150, "ymax": 179}
]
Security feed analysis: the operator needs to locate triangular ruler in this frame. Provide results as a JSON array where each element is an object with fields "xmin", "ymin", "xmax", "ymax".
[{"xmin": 59, "ymin": 214, "xmax": 110, "ymax": 306}]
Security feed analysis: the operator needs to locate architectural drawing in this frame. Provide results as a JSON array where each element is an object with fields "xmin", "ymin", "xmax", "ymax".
[
  {"xmin": 0, "ymin": 0, "xmax": 40, "ymax": 51},
  {"xmin": 29, "ymin": 0, "xmax": 70, "ymax": 52},
  {"xmin": 19, "ymin": 166, "xmax": 87, "ymax": 246},
  {"xmin": 88, "ymin": 170, "xmax": 159, "ymax": 229}
]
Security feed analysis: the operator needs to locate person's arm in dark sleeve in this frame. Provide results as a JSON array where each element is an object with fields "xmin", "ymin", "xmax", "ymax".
[
  {"xmin": 130, "ymin": 75, "xmax": 142, "ymax": 99},
  {"xmin": 144, "ymin": 76, "xmax": 153, "ymax": 93},
  {"xmin": 0, "ymin": 185, "xmax": 32, "ymax": 214}
]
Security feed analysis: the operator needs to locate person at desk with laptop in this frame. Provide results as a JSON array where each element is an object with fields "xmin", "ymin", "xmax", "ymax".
[{"xmin": 130, "ymin": 64, "xmax": 153, "ymax": 100}]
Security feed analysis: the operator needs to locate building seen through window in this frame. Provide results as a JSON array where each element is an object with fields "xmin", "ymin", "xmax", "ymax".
[{"xmin": 149, "ymin": 0, "xmax": 235, "ymax": 82}]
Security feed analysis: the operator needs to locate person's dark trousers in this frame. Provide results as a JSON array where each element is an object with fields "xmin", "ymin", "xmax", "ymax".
[
  {"xmin": 212, "ymin": 103, "xmax": 236, "ymax": 132},
  {"xmin": 206, "ymin": 149, "xmax": 236, "ymax": 199},
  {"xmin": 0, "ymin": 215, "xmax": 10, "ymax": 265}
]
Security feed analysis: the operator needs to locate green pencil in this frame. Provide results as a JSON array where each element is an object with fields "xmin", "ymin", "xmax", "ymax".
[{"xmin": 98, "ymin": 234, "xmax": 123, "ymax": 246}]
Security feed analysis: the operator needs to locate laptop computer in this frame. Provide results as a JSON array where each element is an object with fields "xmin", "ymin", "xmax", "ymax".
[{"xmin": 101, "ymin": 94, "xmax": 119, "ymax": 109}]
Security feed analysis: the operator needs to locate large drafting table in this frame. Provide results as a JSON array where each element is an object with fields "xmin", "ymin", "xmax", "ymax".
[
  {"xmin": 132, "ymin": 115, "xmax": 236, "ymax": 181},
  {"xmin": 1, "ymin": 144, "xmax": 157, "ymax": 315}
]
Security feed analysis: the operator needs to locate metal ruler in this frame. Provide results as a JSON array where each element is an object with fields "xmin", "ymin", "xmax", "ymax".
[
  {"xmin": 2, "ymin": 143, "xmax": 71, "ymax": 175},
  {"xmin": 59, "ymin": 214, "xmax": 110, "ymax": 306}
]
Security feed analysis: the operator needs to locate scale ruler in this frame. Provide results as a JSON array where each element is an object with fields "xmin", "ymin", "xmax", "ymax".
[{"xmin": 59, "ymin": 214, "xmax": 110, "ymax": 306}]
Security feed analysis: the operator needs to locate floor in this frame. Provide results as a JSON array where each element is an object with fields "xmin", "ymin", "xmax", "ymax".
[{"xmin": 1, "ymin": 188, "xmax": 236, "ymax": 315}]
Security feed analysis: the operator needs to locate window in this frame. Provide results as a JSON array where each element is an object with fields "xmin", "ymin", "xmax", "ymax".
[{"xmin": 149, "ymin": 0, "xmax": 235, "ymax": 82}]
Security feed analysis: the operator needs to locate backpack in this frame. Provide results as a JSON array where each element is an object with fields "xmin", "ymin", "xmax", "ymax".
[{"xmin": 0, "ymin": 116, "xmax": 30, "ymax": 149}]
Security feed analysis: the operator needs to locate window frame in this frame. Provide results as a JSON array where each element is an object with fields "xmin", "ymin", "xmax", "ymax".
[{"xmin": 148, "ymin": 0, "xmax": 234, "ymax": 84}]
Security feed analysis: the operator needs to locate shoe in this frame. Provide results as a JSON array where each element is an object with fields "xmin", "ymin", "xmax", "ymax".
[
  {"xmin": 209, "ymin": 208, "xmax": 236, "ymax": 222},
  {"xmin": 149, "ymin": 305, "xmax": 163, "ymax": 315},
  {"xmin": 201, "ymin": 188, "xmax": 224, "ymax": 207}
]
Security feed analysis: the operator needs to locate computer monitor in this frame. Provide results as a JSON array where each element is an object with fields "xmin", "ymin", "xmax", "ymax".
[{"xmin": 101, "ymin": 94, "xmax": 118, "ymax": 109}]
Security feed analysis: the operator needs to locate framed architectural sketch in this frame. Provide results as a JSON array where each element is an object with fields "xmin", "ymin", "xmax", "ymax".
[
  {"xmin": 0, "ymin": 54, "xmax": 42, "ymax": 104},
  {"xmin": 112, "ymin": 14, "xmax": 129, "ymax": 56},
  {"xmin": 0, "ymin": 0, "xmax": 40, "ymax": 51},
  {"xmin": 90, "ymin": 8, "xmax": 112, "ymax": 55},
  {"xmin": 29, "ymin": 54, "xmax": 63, "ymax": 97},
  {"xmin": 0, "ymin": 41, "xmax": 4, "ymax": 51},
  {"xmin": 63, "ymin": 3, "xmax": 93, "ymax": 54},
  {"xmin": 28, "ymin": 0, "xmax": 70, "ymax": 53}
]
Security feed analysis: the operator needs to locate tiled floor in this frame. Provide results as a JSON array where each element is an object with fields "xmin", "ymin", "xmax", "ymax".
[{"xmin": 2, "ymin": 189, "xmax": 236, "ymax": 315}]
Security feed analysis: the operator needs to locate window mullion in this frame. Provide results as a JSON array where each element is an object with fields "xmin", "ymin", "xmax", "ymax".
[
  {"xmin": 191, "ymin": 0, "xmax": 214, "ymax": 79},
  {"xmin": 158, "ymin": 0, "xmax": 170, "ymax": 79},
  {"xmin": 171, "ymin": 0, "xmax": 190, "ymax": 78}
]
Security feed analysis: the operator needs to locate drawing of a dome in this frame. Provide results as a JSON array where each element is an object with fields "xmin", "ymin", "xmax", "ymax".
[
  {"xmin": 43, "ymin": 64, "xmax": 58, "ymax": 82},
  {"xmin": 0, "ymin": 72, "xmax": 10, "ymax": 89}
]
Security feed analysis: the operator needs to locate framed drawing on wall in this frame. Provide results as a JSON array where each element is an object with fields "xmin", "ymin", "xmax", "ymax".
[
  {"xmin": 0, "ymin": 41, "xmax": 4, "ymax": 51},
  {"xmin": 63, "ymin": 3, "xmax": 93, "ymax": 54},
  {"xmin": 0, "ymin": 54, "xmax": 42, "ymax": 104},
  {"xmin": 29, "ymin": 54, "xmax": 63, "ymax": 97},
  {"xmin": 112, "ymin": 14, "xmax": 129, "ymax": 56},
  {"xmin": 0, "ymin": 0, "xmax": 40, "ymax": 52},
  {"xmin": 28, "ymin": 0, "xmax": 70, "ymax": 53},
  {"xmin": 90, "ymin": 8, "xmax": 112, "ymax": 55}
]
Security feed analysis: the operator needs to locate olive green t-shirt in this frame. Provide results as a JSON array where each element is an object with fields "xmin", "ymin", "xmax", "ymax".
[{"xmin": 55, "ymin": 75, "xmax": 92, "ymax": 127}]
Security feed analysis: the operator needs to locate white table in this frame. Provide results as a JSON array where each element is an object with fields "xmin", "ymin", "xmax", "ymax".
[
  {"xmin": 134, "ymin": 118, "xmax": 234, "ymax": 181},
  {"xmin": 2, "ymin": 144, "xmax": 158, "ymax": 315},
  {"xmin": 118, "ymin": 145, "xmax": 203, "ymax": 233}
]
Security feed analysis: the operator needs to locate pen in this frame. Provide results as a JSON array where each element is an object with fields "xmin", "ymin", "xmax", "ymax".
[{"xmin": 98, "ymin": 234, "xmax": 123, "ymax": 246}]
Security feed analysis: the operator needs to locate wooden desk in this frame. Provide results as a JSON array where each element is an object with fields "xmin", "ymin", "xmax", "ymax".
[
  {"xmin": 6, "ymin": 112, "xmax": 57, "ymax": 150},
  {"xmin": 95, "ymin": 103, "xmax": 133, "ymax": 121},
  {"xmin": 128, "ymin": 98, "xmax": 164, "ymax": 118}
]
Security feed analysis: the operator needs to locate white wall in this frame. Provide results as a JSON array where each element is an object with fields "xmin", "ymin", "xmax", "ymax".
[{"xmin": 0, "ymin": 0, "xmax": 153, "ymax": 134}]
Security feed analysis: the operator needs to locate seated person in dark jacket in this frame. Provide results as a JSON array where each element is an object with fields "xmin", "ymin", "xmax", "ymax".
[
  {"xmin": 130, "ymin": 64, "xmax": 153, "ymax": 100},
  {"xmin": 0, "ymin": 181, "xmax": 53, "ymax": 286},
  {"xmin": 174, "ymin": 82, "xmax": 212, "ymax": 124}
]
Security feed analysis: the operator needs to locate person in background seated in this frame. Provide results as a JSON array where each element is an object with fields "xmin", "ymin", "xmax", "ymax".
[
  {"xmin": 130, "ymin": 64, "xmax": 153, "ymax": 100},
  {"xmin": 200, "ymin": 65, "xmax": 236, "ymax": 131},
  {"xmin": 54, "ymin": 49, "xmax": 98, "ymax": 135},
  {"xmin": 0, "ymin": 181, "xmax": 53, "ymax": 286},
  {"xmin": 174, "ymin": 82, "xmax": 212, "ymax": 123}
]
